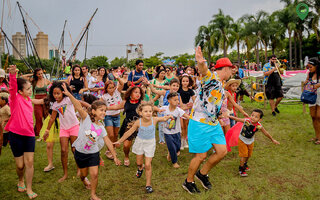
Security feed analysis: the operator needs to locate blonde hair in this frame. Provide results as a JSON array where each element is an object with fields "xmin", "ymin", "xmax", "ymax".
[{"xmin": 136, "ymin": 101, "xmax": 154, "ymax": 116}]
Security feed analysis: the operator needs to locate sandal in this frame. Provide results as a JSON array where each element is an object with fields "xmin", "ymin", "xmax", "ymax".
[
  {"xmin": 308, "ymin": 138, "xmax": 318, "ymax": 142},
  {"xmin": 82, "ymin": 177, "xmax": 91, "ymax": 190},
  {"xmin": 43, "ymin": 166, "xmax": 55, "ymax": 172},
  {"xmin": 124, "ymin": 159, "xmax": 130, "ymax": 167},
  {"xmin": 314, "ymin": 140, "xmax": 320, "ymax": 145},
  {"xmin": 105, "ymin": 151, "xmax": 114, "ymax": 160},
  {"xmin": 17, "ymin": 184, "xmax": 26, "ymax": 192},
  {"xmin": 27, "ymin": 192, "xmax": 38, "ymax": 199},
  {"xmin": 99, "ymin": 159, "xmax": 105, "ymax": 166}
]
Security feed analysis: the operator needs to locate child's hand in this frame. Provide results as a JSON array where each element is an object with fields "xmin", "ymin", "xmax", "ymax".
[
  {"xmin": 272, "ymin": 139, "xmax": 280, "ymax": 145},
  {"xmin": 158, "ymin": 109, "xmax": 165, "ymax": 113},
  {"xmin": 43, "ymin": 130, "xmax": 49, "ymax": 141},
  {"xmin": 243, "ymin": 112, "xmax": 249, "ymax": 118},
  {"xmin": 113, "ymin": 157, "xmax": 121, "ymax": 166},
  {"xmin": 61, "ymin": 83, "xmax": 72, "ymax": 97},
  {"xmin": 113, "ymin": 141, "xmax": 121, "ymax": 146},
  {"xmin": 8, "ymin": 65, "xmax": 17, "ymax": 75},
  {"xmin": 167, "ymin": 115, "xmax": 174, "ymax": 120}
]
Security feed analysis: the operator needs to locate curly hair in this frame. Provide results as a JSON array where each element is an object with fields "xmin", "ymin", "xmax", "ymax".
[
  {"xmin": 48, "ymin": 81, "xmax": 72, "ymax": 102},
  {"xmin": 124, "ymin": 86, "xmax": 144, "ymax": 101},
  {"xmin": 179, "ymin": 75, "xmax": 194, "ymax": 88},
  {"xmin": 87, "ymin": 100, "xmax": 107, "ymax": 122}
]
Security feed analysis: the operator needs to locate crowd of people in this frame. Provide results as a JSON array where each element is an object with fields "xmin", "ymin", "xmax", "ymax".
[{"xmin": 0, "ymin": 47, "xmax": 319, "ymax": 200}]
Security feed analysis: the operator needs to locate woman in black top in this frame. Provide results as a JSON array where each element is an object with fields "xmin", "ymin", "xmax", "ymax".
[{"xmin": 67, "ymin": 64, "xmax": 88, "ymax": 100}]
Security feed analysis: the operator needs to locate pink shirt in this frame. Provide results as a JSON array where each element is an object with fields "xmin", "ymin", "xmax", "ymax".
[
  {"xmin": 0, "ymin": 82, "xmax": 8, "ymax": 91},
  {"xmin": 52, "ymin": 97, "xmax": 79, "ymax": 130},
  {"xmin": 5, "ymin": 73, "xmax": 35, "ymax": 136}
]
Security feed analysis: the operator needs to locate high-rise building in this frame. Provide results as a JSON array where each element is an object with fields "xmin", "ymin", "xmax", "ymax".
[
  {"xmin": 12, "ymin": 32, "xmax": 26, "ymax": 59},
  {"xmin": 34, "ymin": 32, "xmax": 48, "ymax": 59},
  {"xmin": 0, "ymin": 34, "xmax": 4, "ymax": 55}
]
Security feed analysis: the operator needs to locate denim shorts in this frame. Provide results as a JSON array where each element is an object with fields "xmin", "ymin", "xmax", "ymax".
[{"xmin": 104, "ymin": 115, "xmax": 120, "ymax": 127}]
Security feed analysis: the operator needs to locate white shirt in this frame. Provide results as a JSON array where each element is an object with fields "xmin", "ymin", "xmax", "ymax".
[
  {"xmin": 160, "ymin": 106, "xmax": 185, "ymax": 134},
  {"xmin": 101, "ymin": 90, "xmax": 122, "ymax": 116}
]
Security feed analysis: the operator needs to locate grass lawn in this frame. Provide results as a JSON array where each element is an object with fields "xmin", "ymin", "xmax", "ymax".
[{"xmin": 0, "ymin": 97, "xmax": 319, "ymax": 200}]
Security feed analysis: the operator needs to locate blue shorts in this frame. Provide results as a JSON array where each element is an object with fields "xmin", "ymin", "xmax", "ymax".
[
  {"xmin": 104, "ymin": 115, "xmax": 120, "ymax": 127},
  {"xmin": 73, "ymin": 93, "xmax": 82, "ymax": 100},
  {"xmin": 188, "ymin": 119, "xmax": 226, "ymax": 153}
]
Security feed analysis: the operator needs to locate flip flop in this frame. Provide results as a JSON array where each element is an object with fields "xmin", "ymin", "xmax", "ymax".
[
  {"xmin": 83, "ymin": 177, "xmax": 91, "ymax": 190},
  {"xmin": 124, "ymin": 159, "xmax": 130, "ymax": 167},
  {"xmin": 105, "ymin": 151, "xmax": 114, "ymax": 160},
  {"xmin": 27, "ymin": 192, "xmax": 38, "ymax": 199},
  {"xmin": 314, "ymin": 140, "xmax": 320, "ymax": 145},
  {"xmin": 308, "ymin": 138, "xmax": 318, "ymax": 142},
  {"xmin": 17, "ymin": 184, "xmax": 26, "ymax": 192},
  {"xmin": 43, "ymin": 166, "xmax": 55, "ymax": 172}
]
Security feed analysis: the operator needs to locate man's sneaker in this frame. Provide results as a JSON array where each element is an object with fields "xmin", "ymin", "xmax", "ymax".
[
  {"xmin": 272, "ymin": 111, "xmax": 276, "ymax": 116},
  {"xmin": 195, "ymin": 170, "xmax": 212, "ymax": 190},
  {"xmin": 182, "ymin": 179, "xmax": 200, "ymax": 194},
  {"xmin": 275, "ymin": 107, "xmax": 280, "ymax": 113},
  {"xmin": 146, "ymin": 186, "xmax": 153, "ymax": 193},
  {"xmin": 239, "ymin": 170, "xmax": 248, "ymax": 177},
  {"xmin": 136, "ymin": 166, "xmax": 144, "ymax": 178},
  {"xmin": 244, "ymin": 162, "xmax": 250, "ymax": 171}
]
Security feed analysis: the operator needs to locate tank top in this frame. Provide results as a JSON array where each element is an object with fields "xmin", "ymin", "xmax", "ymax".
[
  {"xmin": 137, "ymin": 118, "xmax": 155, "ymax": 140},
  {"xmin": 124, "ymin": 99, "xmax": 141, "ymax": 121},
  {"xmin": 34, "ymin": 80, "xmax": 47, "ymax": 95},
  {"xmin": 70, "ymin": 76, "xmax": 84, "ymax": 94}
]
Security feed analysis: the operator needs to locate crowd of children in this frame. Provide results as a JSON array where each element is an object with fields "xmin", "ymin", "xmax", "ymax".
[{"xmin": 0, "ymin": 54, "xmax": 285, "ymax": 200}]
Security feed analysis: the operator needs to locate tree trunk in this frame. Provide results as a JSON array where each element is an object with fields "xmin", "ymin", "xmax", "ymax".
[
  {"xmin": 237, "ymin": 40, "xmax": 240, "ymax": 65},
  {"xmin": 223, "ymin": 40, "xmax": 227, "ymax": 57},
  {"xmin": 294, "ymin": 31, "xmax": 297, "ymax": 69},
  {"xmin": 207, "ymin": 48, "xmax": 212, "ymax": 66},
  {"xmin": 299, "ymin": 32, "xmax": 303, "ymax": 69},
  {"xmin": 263, "ymin": 40, "xmax": 268, "ymax": 64},
  {"xmin": 255, "ymin": 42, "xmax": 259, "ymax": 70},
  {"xmin": 288, "ymin": 29, "xmax": 292, "ymax": 69}
]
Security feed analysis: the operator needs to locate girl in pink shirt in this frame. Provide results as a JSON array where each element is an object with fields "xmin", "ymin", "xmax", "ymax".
[
  {"xmin": 43, "ymin": 81, "xmax": 80, "ymax": 183},
  {"xmin": 5, "ymin": 65, "xmax": 43, "ymax": 199}
]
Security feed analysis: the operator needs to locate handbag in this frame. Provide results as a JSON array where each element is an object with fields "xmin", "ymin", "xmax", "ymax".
[{"xmin": 301, "ymin": 79, "xmax": 317, "ymax": 104}]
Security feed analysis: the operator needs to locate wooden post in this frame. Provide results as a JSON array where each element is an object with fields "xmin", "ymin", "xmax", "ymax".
[
  {"xmin": 263, "ymin": 84, "xmax": 267, "ymax": 108},
  {"xmin": 251, "ymin": 80, "xmax": 253, "ymax": 103},
  {"xmin": 301, "ymin": 81, "xmax": 306, "ymax": 113}
]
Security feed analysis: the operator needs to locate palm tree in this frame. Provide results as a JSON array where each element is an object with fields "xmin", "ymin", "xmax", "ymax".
[
  {"xmin": 210, "ymin": 9, "xmax": 234, "ymax": 57},
  {"xmin": 240, "ymin": 11, "xmax": 269, "ymax": 67},
  {"xmin": 230, "ymin": 20, "xmax": 244, "ymax": 65},
  {"xmin": 275, "ymin": 0, "xmax": 298, "ymax": 69},
  {"xmin": 307, "ymin": 0, "xmax": 320, "ymax": 41},
  {"xmin": 194, "ymin": 24, "xmax": 218, "ymax": 65}
]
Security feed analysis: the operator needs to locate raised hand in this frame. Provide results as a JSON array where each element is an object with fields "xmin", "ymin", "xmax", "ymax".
[
  {"xmin": 8, "ymin": 65, "xmax": 17, "ymax": 75},
  {"xmin": 61, "ymin": 83, "xmax": 72, "ymax": 97},
  {"xmin": 195, "ymin": 46, "xmax": 206, "ymax": 65}
]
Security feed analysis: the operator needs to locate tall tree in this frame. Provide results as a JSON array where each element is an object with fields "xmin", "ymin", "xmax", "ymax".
[
  {"xmin": 210, "ymin": 9, "xmax": 234, "ymax": 57},
  {"xmin": 275, "ymin": 0, "xmax": 298, "ymax": 68}
]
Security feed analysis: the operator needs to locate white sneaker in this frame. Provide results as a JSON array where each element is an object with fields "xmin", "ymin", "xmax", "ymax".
[
  {"xmin": 180, "ymin": 139, "xmax": 185, "ymax": 150},
  {"xmin": 184, "ymin": 140, "xmax": 189, "ymax": 148}
]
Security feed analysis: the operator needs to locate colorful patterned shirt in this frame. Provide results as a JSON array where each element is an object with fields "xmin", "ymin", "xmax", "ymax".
[
  {"xmin": 262, "ymin": 62, "xmax": 272, "ymax": 84},
  {"xmin": 190, "ymin": 71, "xmax": 224, "ymax": 126}
]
